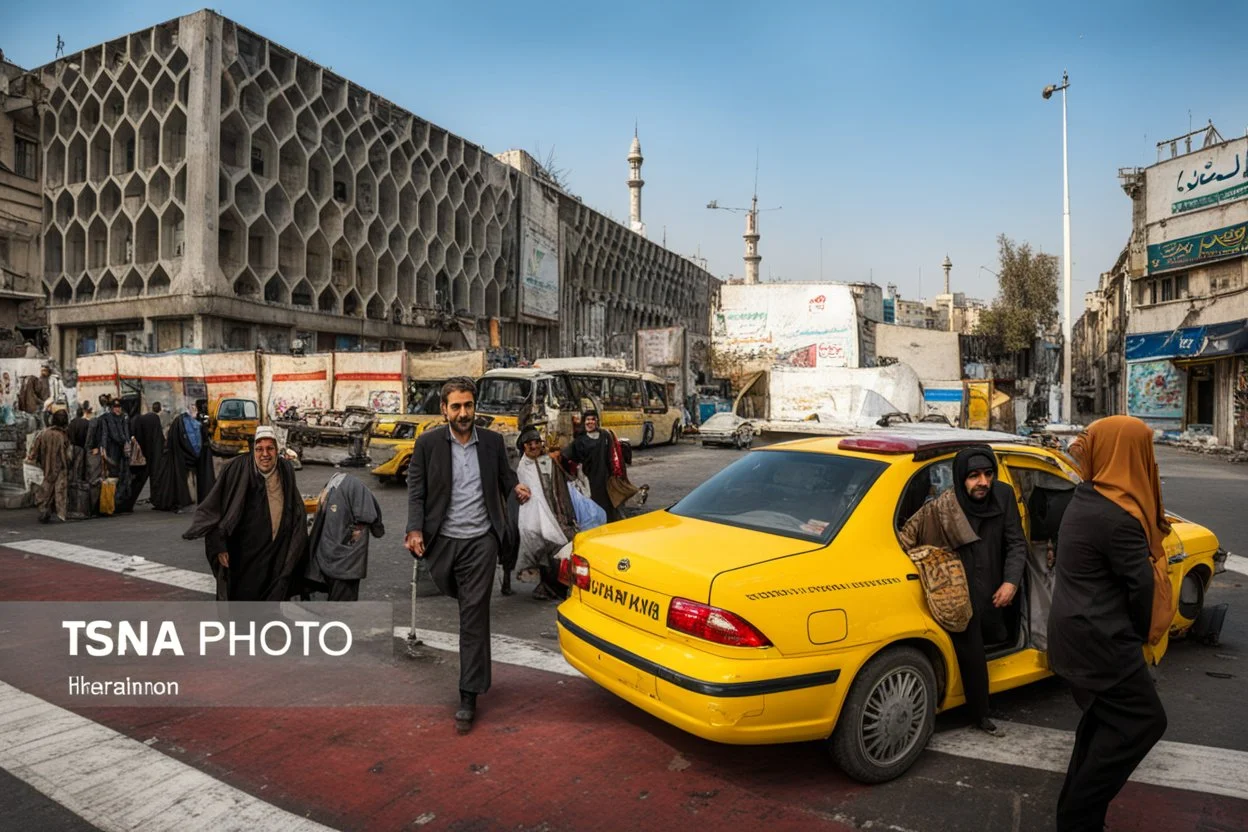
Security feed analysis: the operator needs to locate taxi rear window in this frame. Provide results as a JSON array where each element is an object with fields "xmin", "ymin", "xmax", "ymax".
[{"xmin": 669, "ymin": 450, "xmax": 885, "ymax": 543}]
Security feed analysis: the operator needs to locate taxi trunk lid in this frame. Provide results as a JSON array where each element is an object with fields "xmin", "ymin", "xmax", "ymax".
[{"xmin": 572, "ymin": 512, "xmax": 822, "ymax": 638}]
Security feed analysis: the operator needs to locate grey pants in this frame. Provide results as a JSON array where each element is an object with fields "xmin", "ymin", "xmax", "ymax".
[{"xmin": 425, "ymin": 533, "xmax": 499, "ymax": 695}]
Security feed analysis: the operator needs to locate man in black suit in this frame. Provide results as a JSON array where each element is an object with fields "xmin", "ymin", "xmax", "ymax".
[{"xmin": 405, "ymin": 377, "xmax": 530, "ymax": 733}]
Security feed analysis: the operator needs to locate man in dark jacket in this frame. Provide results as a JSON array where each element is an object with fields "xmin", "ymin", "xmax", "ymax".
[
  {"xmin": 405, "ymin": 377, "xmax": 530, "ymax": 733},
  {"xmin": 91, "ymin": 397, "xmax": 133, "ymax": 513},
  {"xmin": 900, "ymin": 445, "xmax": 1027, "ymax": 736},
  {"xmin": 305, "ymin": 472, "xmax": 384, "ymax": 601},
  {"xmin": 183, "ymin": 427, "xmax": 307, "ymax": 601},
  {"xmin": 118, "ymin": 402, "xmax": 165, "ymax": 512},
  {"xmin": 68, "ymin": 402, "xmax": 92, "ymax": 449}
]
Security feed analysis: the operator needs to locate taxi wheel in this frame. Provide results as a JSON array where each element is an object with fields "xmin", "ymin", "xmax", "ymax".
[
  {"xmin": 829, "ymin": 646, "xmax": 936, "ymax": 784},
  {"xmin": 642, "ymin": 423, "xmax": 655, "ymax": 448}
]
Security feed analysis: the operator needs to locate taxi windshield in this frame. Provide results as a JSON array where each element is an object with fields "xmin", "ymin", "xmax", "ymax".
[{"xmin": 670, "ymin": 450, "xmax": 885, "ymax": 543}]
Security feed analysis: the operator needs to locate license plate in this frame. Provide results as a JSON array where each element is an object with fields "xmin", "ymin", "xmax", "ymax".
[{"xmin": 582, "ymin": 576, "xmax": 666, "ymax": 632}]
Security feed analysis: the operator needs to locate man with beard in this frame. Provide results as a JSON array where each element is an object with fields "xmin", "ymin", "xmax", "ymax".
[
  {"xmin": 405, "ymin": 377, "xmax": 531, "ymax": 733},
  {"xmin": 91, "ymin": 397, "xmax": 133, "ymax": 513},
  {"xmin": 118, "ymin": 402, "xmax": 165, "ymax": 512},
  {"xmin": 152, "ymin": 403, "xmax": 214, "ymax": 512},
  {"xmin": 561, "ymin": 407, "xmax": 623, "ymax": 522},
  {"xmin": 183, "ymin": 427, "xmax": 307, "ymax": 601},
  {"xmin": 26, "ymin": 409, "xmax": 72, "ymax": 523},
  {"xmin": 510, "ymin": 426, "xmax": 577, "ymax": 601},
  {"xmin": 900, "ymin": 445, "xmax": 1027, "ymax": 737}
]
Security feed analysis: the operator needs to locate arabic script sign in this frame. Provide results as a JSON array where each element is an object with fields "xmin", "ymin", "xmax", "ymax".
[
  {"xmin": 1147, "ymin": 220, "xmax": 1248, "ymax": 273},
  {"xmin": 1160, "ymin": 137, "xmax": 1248, "ymax": 216}
]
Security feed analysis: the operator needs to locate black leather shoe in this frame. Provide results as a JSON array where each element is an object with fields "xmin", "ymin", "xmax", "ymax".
[
  {"xmin": 455, "ymin": 691, "xmax": 477, "ymax": 733},
  {"xmin": 976, "ymin": 718, "xmax": 1003, "ymax": 737}
]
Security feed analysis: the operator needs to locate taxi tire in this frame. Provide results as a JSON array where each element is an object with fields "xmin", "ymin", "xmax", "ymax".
[
  {"xmin": 828, "ymin": 646, "xmax": 937, "ymax": 784},
  {"xmin": 642, "ymin": 423, "xmax": 655, "ymax": 448}
]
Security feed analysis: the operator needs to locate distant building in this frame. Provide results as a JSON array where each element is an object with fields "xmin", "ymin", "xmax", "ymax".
[
  {"xmin": 31, "ymin": 11, "xmax": 715, "ymax": 366},
  {"xmin": 1120, "ymin": 123, "xmax": 1248, "ymax": 447},
  {"xmin": 0, "ymin": 59, "xmax": 44, "ymax": 350}
]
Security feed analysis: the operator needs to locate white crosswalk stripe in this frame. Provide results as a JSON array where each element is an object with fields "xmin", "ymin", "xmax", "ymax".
[{"xmin": 5, "ymin": 537, "xmax": 1246, "ymax": 806}]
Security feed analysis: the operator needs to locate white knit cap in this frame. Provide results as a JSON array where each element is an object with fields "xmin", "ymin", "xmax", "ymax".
[{"xmin": 253, "ymin": 426, "xmax": 279, "ymax": 445}]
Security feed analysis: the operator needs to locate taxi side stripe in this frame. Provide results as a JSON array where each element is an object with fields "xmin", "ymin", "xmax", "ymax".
[{"xmin": 557, "ymin": 613, "xmax": 840, "ymax": 697}]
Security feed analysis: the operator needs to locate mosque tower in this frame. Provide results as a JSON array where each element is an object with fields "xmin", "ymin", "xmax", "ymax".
[{"xmin": 628, "ymin": 127, "xmax": 646, "ymax": 237}]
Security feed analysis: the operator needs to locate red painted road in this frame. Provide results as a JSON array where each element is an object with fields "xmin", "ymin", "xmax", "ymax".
[{"xmin": 2, "ymin": 545, "xmax": 1246, "ymax": 832}]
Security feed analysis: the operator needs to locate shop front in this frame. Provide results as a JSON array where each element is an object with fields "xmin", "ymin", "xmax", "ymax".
[{"xmin": 1127, "ymin": 320, "xmax": 1248, "ymax": 446}]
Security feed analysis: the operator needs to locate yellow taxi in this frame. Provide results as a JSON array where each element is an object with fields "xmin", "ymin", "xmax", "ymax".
[{"xmin": 556, "ymin": 430, "xmax": 1227, "ymax": 783}]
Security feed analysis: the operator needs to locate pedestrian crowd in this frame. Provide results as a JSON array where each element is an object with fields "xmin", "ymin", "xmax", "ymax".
[{"xmin": 22, "ymin": 363, "xmax": 1173, "ymax": 828}]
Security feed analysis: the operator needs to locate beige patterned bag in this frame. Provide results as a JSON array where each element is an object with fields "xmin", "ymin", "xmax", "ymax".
[{"xmin": 907, "ymin": 545, "xmax": 972, "ymax": 633}]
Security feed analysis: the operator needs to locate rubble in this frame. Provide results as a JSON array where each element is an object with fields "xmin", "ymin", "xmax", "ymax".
[{"xmin": 1155, "ymin": 429, "xmax": 1248, "ymax": 463}]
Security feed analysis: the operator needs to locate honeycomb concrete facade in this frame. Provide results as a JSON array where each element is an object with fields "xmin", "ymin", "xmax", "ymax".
[{"xmin": 34, "ymin": 11, "xmax": 715, "ymax": 365}]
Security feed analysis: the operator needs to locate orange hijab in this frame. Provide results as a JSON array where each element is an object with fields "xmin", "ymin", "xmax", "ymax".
[{"xmin": 1067, "ymin": 415, "xmax": 1173, "ymax": 644}]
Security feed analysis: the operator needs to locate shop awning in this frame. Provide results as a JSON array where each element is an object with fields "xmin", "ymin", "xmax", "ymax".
[{"xmin": 1126, "ymin": 319, "xmax": 1248, "ymax": 362}]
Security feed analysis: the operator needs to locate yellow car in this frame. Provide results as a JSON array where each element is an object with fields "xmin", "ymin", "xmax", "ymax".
[
  {"xmin": 556, "ymin": 431, "xmax": 1227, "ymax": 783},
  {"xmin": 370, "ymin": 415, "xmax": 445, "ymax": 483}
]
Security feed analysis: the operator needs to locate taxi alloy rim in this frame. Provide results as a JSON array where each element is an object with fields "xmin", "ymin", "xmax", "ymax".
[{"xmin": 857, "ymin": 665, "xmax": 928, "ymax": 767}]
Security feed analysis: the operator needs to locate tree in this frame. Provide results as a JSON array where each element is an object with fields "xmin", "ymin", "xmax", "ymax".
[{"xmin": 975, "ymin": 234, "xmax": 1059, "ymax": 353}]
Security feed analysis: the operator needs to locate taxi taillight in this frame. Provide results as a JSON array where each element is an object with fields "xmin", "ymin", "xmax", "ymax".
[
  {"xmin": 562, "ymin": 554, "xmax": 590, "ymax": 590},
  {"xmin": 666, "ymin": 598, "xmax": 772, "ymax": 648}
]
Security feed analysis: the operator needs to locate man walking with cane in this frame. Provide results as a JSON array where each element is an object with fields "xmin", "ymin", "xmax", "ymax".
[{"xmin": 405, "ymin": 377, "xmax": 530, "ymax": 733}]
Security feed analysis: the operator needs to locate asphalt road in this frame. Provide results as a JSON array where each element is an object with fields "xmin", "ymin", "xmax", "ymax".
[{"xmin": 1, "ymin": 438, "xmax": 1244, "ymax": 831}]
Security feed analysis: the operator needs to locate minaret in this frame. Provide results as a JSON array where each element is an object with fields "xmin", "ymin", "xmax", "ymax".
[
  {"xmin": 743, "ymin": 194, "xmax": 760, "ymax": 284},
  {"xmin": 627, "ymin": 127, "xmax": 645, "ymax": 237},
  {"xmin": 942, "ymin": 254, "xmax": 952, "ymax": 294}
]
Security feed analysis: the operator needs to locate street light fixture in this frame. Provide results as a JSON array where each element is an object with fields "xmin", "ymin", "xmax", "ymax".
[{"xmin": 1043, "ymin": 71, "xmax": 1072, "ymax": 425}]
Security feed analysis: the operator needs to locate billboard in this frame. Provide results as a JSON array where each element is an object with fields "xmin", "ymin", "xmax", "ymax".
[
  {"xmin": 1127, "ymin": 360, "xmax": 1184, "ymax": 422},
  {"xmin": 520, "ymin": 225, "xmax": 559, "ymax": 320},
  {"xmin": 714, "ymin": 283, "xmax": 859, "ymax": 369},
  {"xmin": 1147, "ymin": 220, "xmax": 1248, "ymax": 274},
  {"xmin": 1147, "ymin": 137, "xmax": 1248, "ymax": 221}
]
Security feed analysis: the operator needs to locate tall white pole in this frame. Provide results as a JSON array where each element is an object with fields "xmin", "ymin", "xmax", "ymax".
[{"xmin": 1061, "ymin": 74, "xmax": 1072, "ymax": 425}]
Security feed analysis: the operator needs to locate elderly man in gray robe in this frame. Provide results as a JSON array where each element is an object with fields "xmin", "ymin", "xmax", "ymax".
[{"xmin": 305, "ymin": 472, "xmax": 385, "ymax": 601}]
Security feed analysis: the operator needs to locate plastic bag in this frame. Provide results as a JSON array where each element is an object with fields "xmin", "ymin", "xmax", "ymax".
[
  {"xmin": 23, "ymin": 461, "xmax": 44, "ymax": 489},
  {"xmin": 516, "ymin": 461, "xmax": 569, "ymax": 574},
  {"xmin": 568, "ymin": 482, "xmax": 607, "ymax": 531}
]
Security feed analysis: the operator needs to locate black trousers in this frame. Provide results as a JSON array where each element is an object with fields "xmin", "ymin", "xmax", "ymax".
[
  {"xmin": 425, "ymin": 532, "xmax": 499, "ymax": 695},
  {"xmin": 117, "ymin": 465, "xmax": 148, "ymax": 513},
  {"xmin": 325, "ymin": 577, "xmax": 360, "ymax": 602},
  {"xmin": 1056, "ymin": 664, "xmax": 1167, "ymax": 831},
  {"xmin": 948, "ymin": 612, "xmax": 991, "ymax": 722}
]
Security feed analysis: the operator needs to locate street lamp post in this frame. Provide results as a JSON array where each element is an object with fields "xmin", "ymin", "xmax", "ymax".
[{"xmin": 1043, "ymin": 72, "xmax": 1072, "ymax": 425}]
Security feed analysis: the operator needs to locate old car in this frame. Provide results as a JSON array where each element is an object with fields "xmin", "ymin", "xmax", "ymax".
[
  {"xmin": 556, "ymin": 431, "xmax": 1226, "ymax": 784},
  {"xmin": 206, "ymin": 397, "xmax": 259, "ymax": 456},
  {"xmin": 699, "ymin": 412, "xmax": 754, "ymax": 449},
  {"xmin": 278, "ymin": 407, "xmax": 376, "ymax": 467}
]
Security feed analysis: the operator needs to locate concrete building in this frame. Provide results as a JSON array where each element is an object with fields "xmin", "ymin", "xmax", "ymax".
[
  {"xmin": 1119, "ymin": 124, "xmax": 1248, "ymax": 447},
  {"xmin": 883, "ymin": 282, "xmax": 984, "ymax": 334},
  {"xmin": 32, "ymin": 11, "xmax": 715, "ymax": 367},
  {"xmin": 0, "ymin": 59, "xmax": 44, "ymax": 351},
  {"xmin": 875, "ymin": 323, "xmax": 963, "ymax": 421},
  {"xmin": 1071, "ymin": 247, "xmax": 1128, "ymax": 422}
]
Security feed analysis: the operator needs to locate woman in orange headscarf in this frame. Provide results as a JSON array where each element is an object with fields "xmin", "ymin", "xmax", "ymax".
[{"xmin": 1048, "ymin": 416, "xmax": 1171, "ymax": 832}]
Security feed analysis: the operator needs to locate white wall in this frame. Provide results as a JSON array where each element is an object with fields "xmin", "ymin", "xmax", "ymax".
[
  {"xmin": 714, "ymin": 282, "xmax": 861, "ymax": 369},
  {"xmin": 876, "ymin": 324, "xmax": 961, "ymax": 381}
]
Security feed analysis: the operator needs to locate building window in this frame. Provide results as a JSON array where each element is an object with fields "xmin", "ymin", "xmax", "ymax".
[
  {"xmin": 1161, "ymin": 277, "xmax": 1174, "ymax": 302},
  {"xmin": 1176, "ymin": 273, "xmax": 1188, "ymax": 298},
  {"xmin": 226, "ymin": 326, "xmax": 252, "ymax": 350},
  {"xmin": 1149, "ymin": 280, "xmax": 1157, "ymax": 305},
  {"xmin": 333, "ymin": 181, "xmax": 347, "ymax": 202},
  {"xmin": 14, "ymin": 137, "xmax": 37, "ymax": 179}
]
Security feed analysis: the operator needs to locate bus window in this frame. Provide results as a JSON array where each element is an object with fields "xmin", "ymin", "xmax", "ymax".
[
  {"xmin": 549, "ymin": 375, "xmax": 578, "ymax": 410},
  {"xmin": 644, "ymin": 380, "xmax": 668, "ymax": 411},
  {"xmin": 603, "ymin": 377, "xmax": 638, "ymax": 410},
  {"xmin": 476, "ymin": 377, "xmax": 531, "ymax": 414}
]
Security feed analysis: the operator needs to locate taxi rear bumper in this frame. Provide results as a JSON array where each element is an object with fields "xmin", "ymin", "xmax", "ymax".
[{"xmin": 557, "ymin": 607, "xmax": 846, "ymax": 745}]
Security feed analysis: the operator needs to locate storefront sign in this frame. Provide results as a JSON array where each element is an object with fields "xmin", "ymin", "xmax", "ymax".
[
  {"xmin": 1127, "ymin": 360, "xmax": 1184, "ymax": 422},
  {"xmin": 1147, "ymin": 221, "xmax": 1248, "ymax": 273}
]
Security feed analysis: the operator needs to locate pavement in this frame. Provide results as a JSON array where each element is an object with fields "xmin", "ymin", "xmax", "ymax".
[{"xmin": 1, "ymin": 439, "xmax": 1246, "ymax": 831}]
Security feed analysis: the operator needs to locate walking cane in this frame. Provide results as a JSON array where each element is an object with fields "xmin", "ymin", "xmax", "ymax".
[{"xmin": 405, "ymin": 559, "xmax": 424, "ymax": 657}]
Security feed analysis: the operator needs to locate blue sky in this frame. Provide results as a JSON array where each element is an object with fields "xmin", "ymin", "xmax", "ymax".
[{"xmin": 8, "ymin": 1, "xmax": 1248, "ymax": 304}]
